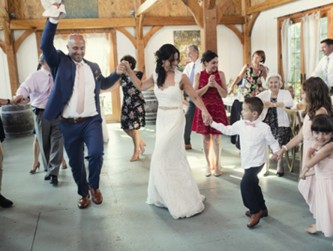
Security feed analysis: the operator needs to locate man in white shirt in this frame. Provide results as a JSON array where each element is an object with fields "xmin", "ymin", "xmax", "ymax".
[
  {"xmin": 183, "ymin": 45, "xmax": 201, "ymax": 150},
  {"xmin": 311, "ymin": 38, "xmax": 333, "ymax": 94}
]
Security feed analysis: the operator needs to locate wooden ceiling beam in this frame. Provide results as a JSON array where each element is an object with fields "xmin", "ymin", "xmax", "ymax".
[
  {"xmin": 135, "ymin": 0, "xmax": 164, "ymax": 17},
  {"xmin": 247, "ymin": 0, "xmax": 294, "ymax": 14},
  {"xmin": 181, "ymin": 0, "xmax": 203, "ymax": 28},
  {"xmin": 9, "ymin": 14, "xmax": 245, "ymax": 31}
]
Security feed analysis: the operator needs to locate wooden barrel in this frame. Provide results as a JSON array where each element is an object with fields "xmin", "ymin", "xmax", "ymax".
[
  {"xmin": 1, "ymin": 104, "xmax": 34, "ymax": 137},
  {"xmin": 142, "ymin": 90, "xmax": 158, "ymax": 125}
]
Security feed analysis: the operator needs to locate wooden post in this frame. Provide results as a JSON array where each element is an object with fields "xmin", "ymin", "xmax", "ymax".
[
  {"xmin": 201, "ymin": 1, "xmax": 217, "ymax": 52},
  {"xmin": 1, "ymin": 7, "xmax": 19, "ymax": 96}
]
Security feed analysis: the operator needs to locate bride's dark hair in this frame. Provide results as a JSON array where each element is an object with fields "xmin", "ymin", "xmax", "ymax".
[{"xmin": 154, "ymin": 44, "xmax": 180, "ymax": 87}]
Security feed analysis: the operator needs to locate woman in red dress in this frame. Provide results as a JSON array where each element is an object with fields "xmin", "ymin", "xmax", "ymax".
[{"xmin": 192, "ymin": 50, "xmax": 228, "ymax": 177}]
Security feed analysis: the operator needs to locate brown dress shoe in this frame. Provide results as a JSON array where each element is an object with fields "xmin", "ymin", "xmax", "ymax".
[
  {"xmin": 89, "ymin": 188, "xmax": 103, "ymax": 205},
  {"xmin": 245, "ymin": 209, "xmax": 268, "ymax": 218},
  {"xmin": 78, "ymin": 196, "xmax": 90, "ymax": 209},
  {"xmin": 247, "ymin": 210, "xmax": 263, "ymax": 228},
  {"xmin": 185, "ymin": 144, "xmax": 192, "ymax": 150}
]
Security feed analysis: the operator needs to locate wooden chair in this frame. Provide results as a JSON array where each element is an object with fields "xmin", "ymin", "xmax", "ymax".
[{"xmin": 284, "ymin": 108, "xmax": 303, "ymax": 172}]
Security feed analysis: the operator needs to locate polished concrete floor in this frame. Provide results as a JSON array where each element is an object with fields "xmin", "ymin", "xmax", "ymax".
[{"xmin": 0, "ymin": 123, "xmax": 332, "ymax": 251}]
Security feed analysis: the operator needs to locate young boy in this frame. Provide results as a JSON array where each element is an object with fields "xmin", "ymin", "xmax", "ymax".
[{"xmin": 210, "ymin": 97, "xmax": 280, "ymax": 228}]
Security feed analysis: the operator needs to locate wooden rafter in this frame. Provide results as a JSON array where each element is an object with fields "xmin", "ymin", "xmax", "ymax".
[
  {"xmin": 14, "ymin": 29, "xmax": 36, "ymax": 53},
  {"xmin": 225, "ymin": 24, "xmax": 243, "ymax": 44},
  {"xmin": 247, "ymin": 0, "xmax": 294, "ymax": 14},
  {"xmin": 245, "ymin": 12, "xmax": 260, "ymax": 37},
  {"xmin": 143, "ymin": 26, "xmax": 163, "ymax": 47},
  {"xmin": 181, "ymin": 0, "xmax": 203, "ymax": 28},
  {"xmin": 135, "ymin": 0, "xmax": 164, "ymax": 17},
  {"xmin": 0, "ymin": 40, "xmax": 5, "ymax": 52},
  {"xmin": 115, "ymin": 27, "xmax": 137, "ymax": 48},
  {"xmin": 204, "ymin": 0, "xmax": 216, "ymax": 10}
]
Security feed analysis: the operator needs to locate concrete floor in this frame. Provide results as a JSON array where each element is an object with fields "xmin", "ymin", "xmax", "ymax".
[{"xmin": 0, "ymin": 123, "xmax": 332, "ymax": 251}]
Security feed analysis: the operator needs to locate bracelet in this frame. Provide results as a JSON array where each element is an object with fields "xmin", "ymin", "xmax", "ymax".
[
  {"xmin": 282, "ymin": 145, "xmax": 288, "ymax": 151},
  {"xmin": 7, "ymin": 99, "xmax": 10, "ymax": 105}
]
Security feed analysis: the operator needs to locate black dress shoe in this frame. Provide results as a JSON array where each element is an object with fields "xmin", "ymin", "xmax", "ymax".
[
  {"xmin": 276, "ymin": 172, "xmax": 284, "ymax": 177},
  {"xmin": 50, "ymin": 175, "xmax": 58, "ymax": 186},
  {"xmin": 0, "ymin": 194, "xmax": 13, "ymax": 208},
  {"xmin": 44, "ymin": 174, "xmax": 51, "ymax": 180}
]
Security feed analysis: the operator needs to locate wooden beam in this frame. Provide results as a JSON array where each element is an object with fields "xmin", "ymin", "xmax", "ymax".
[
  {"xmin": 10, "ymin": 18, "xmax": 136, "ymax": 30},
  {"xmin": 201, "ymin": 0, "xmax": 217, "ymax": 52},
  {"xmin": 135, "ymin": 0, "xmax": 164, "ymax": 17},
  {"xmin": 181, "ymin": 0, "xmax": 203, "ymax": 28},
  {"xmin": 115, "ymin": 27, "xmax": 136, "ymax": 47},
  {"xmin": 204, "ymin": 0, "xmax": 216, "ymax": 10},
  {"xmin": 10, "ymin": 15, "xmax": 244, "ymax": 31},
  {"xmin": 14, "ymin": 29, "xmax": 36, "ymax": 53},
  {"xmin": 247, "ymin": 0, "xmax": 294, "ymax": 14},
  {"xmin": 225, "ymin": 24, "xmax": 243, "ymax": 45},
  {"xmin": 143, "ymin": 26, "xmax": 163, "ymax": 47}
]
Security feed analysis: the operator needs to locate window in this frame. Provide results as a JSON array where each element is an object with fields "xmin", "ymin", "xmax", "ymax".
[{"xmin": 278, "ymin": 3, "xmax": 332, "ymax": 100}]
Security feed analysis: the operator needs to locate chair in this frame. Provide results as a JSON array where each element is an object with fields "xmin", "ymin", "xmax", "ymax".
[{"xmin": 284, "ymin": 108, "xmax": 303, "ymax": 172}]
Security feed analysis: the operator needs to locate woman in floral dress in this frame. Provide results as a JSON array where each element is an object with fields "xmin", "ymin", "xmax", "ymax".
[{"xmin": 119, "ymin": 55, "xmax": 146, "ymax": 161}]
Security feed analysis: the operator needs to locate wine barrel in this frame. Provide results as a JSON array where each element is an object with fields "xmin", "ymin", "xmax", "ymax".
[
  {"xmin": 142, "ymin": 90, "xmax": 158, "ymax": 125},
  {"xmin": 1, "ymin": 104, "xmax": 34, "ymax": 137}
]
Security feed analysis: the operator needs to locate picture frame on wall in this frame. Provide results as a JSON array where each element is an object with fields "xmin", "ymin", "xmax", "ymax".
[{"xmin": 174, "ymin": 30, "xmax": 200, "ymax": 71}]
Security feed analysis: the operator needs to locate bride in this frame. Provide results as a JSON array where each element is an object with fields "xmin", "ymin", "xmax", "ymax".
[{"xmin": 119, "ymin": 44, "xmax": 212, "ymax": 219}]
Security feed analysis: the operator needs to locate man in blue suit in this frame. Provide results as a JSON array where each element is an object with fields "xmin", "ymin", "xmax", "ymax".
[{"xmin": 40, "ymin": 9, "xmax": 124, "ymax": 209}]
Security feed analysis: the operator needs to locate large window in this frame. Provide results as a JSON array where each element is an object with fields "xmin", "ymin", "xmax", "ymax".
[{"xmin": 278, "ymin": 4, "xmax": 332, "ymax": 100}]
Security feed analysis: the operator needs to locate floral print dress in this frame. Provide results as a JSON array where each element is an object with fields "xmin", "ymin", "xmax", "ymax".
[
  {"xmin": 240, "ymin": 64, "xmax": 266, "ymax": 97},
  {"xmin": 120, "ymin": 72, "xmax": 146, "ymax": 130}
]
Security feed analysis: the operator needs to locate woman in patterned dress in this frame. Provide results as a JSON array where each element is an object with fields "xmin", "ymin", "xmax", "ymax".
[
  {"xmin": 228, "ymin": 50, "xmax": 268, "ymax": 97},
  {"xmin": 119, "ymin": 55, "xmax": 146, "ymax": 161},
  {"xmin": 257, "ymin": 74, "xmax": 294, "ymax": 176},
  {"xmin": 192, "ymin": 50, "xmax": 228, "ymax": 177}
]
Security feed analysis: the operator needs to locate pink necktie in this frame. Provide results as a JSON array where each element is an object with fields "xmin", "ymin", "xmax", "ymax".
[
  {"xmin": 245, "ymin": 121, "xmax": 255, "ymax": 127},
  {"xmin": 76, "ymin": 63, "xmax": 85, "ymax": 114}
]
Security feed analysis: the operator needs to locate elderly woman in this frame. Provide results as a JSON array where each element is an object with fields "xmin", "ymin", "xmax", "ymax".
[{"xmin": 257, "ymin": 74, "xmax": 294, "ymax": 176}]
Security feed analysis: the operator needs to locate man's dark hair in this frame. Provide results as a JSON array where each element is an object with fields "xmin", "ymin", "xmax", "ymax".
[{"xmin": 320, "ymin": 38, "xmax": 333, "ymax": 45}]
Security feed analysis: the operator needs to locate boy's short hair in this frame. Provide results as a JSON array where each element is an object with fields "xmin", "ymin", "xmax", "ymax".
[{"xmin": 244, "ymin": 97, "xmax": 264, "ymax": 115}]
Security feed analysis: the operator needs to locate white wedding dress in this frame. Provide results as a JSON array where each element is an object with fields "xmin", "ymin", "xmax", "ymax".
[{"xmin": 146, "ymin": 70, "xmax": 205, "ymax": 219}]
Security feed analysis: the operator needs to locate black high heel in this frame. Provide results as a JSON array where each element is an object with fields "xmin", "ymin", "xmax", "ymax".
[{"xmin": 30, "ymin": 162, "xmax": 40, "ymax": 174}]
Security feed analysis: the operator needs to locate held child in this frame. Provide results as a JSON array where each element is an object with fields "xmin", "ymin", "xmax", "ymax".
[
  {"xmin": 210, "ymin": 97, "xmax": 280, "ymax": 228},
  {"xmin": 299, "ymin": 114, "xmax": 333, "ymax": 237}
]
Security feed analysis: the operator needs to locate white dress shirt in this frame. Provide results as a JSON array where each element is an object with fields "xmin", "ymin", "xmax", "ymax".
[
  {"xmin": 183, "ymin": 58, "xmax": 202, "ymax": 86},
  {"xmin": 311, "ymin": 52, "xmax": 333, "ymax": 88},
  {"xmin": 62, "ymin": 61, "xmax": 98, "ymax": 118},
  {"xmin": 211, "ymin": 119, "xmax": 280, "ymax": 169}
]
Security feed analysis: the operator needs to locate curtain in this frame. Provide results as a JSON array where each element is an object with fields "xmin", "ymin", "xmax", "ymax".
[
  {"xmin": 281, "ymin": 18, "xmax": 291, "ymax": 86},
  {"xmin": 302, "ymin": 11, "xmax": 321, "ymax": 79}
]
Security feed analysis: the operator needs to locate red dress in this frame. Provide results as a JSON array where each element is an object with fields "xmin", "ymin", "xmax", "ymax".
[{"xmin": 192, "ymin": 70, "xmax": 228, "ymax": 135}]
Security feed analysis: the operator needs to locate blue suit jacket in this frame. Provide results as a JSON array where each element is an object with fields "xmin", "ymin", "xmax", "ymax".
[{"xmin": 40, "ymin": 19, "xmax": 120, "ymax": 120}]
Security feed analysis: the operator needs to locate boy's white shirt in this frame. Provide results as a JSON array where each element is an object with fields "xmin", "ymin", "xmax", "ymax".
[{"xmin": 211, "ymin": 119, "xmax": 280, "ymax": 169}]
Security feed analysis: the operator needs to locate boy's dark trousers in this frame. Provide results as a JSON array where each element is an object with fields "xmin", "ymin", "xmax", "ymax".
[{"xmin": 240, "ymin": 164, "xmax": 267, "ymax": 214}]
